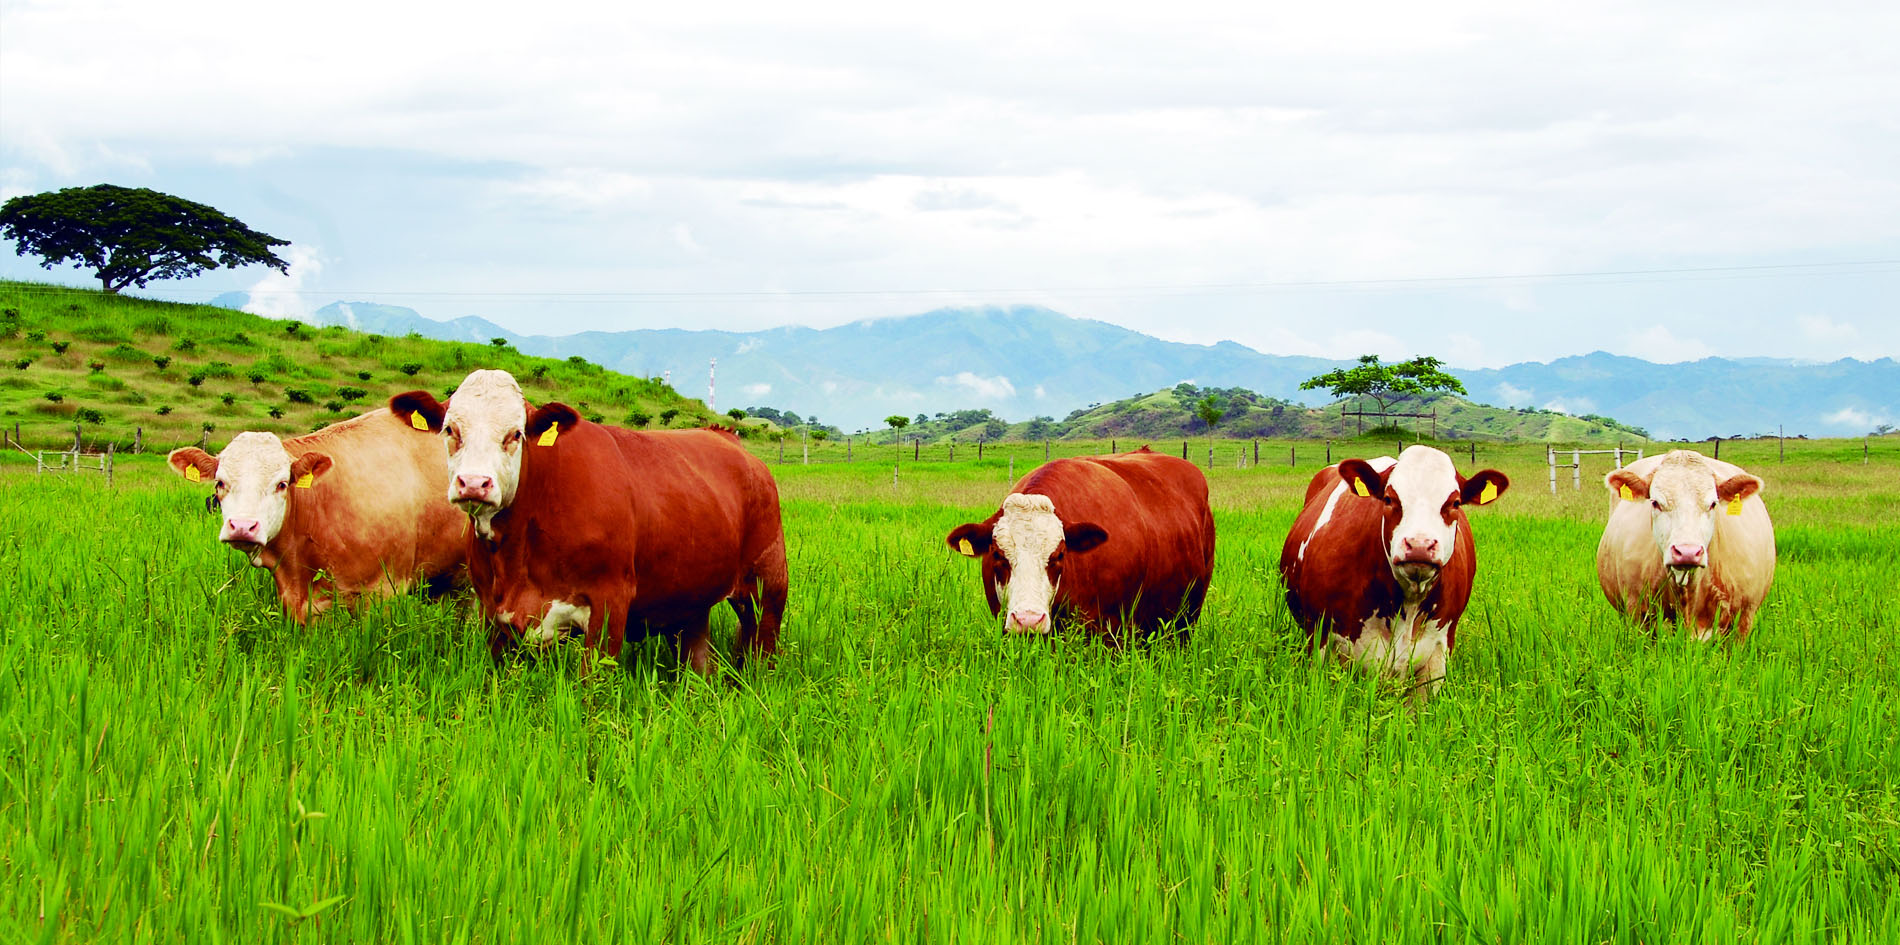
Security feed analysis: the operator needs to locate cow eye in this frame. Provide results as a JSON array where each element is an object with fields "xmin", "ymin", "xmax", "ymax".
[
  {"xmin": 276, "ymin": 480, "xmax": 288, "ymax": 492},
  {"xmin": 505, "ymin": 430, "xmax": 522, "ymax": 445},
  {"xmin": 1651, "ymin": 499, "xmax": 1663, "ymax": 511}
]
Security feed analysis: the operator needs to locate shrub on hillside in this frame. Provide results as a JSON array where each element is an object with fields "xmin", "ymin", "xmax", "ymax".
[
  {"xmin": 25, "ymin": 330, "xmax": 44, "ymax": 342},
  {"xmin": 220, "ymin": 392, "xmax": 236, "ymax": 406},
  {"xmin": 74, "ymin": 323, "xmax": 129, "ymax": 344},
  {"xmin": 156, "ymin": 405, "xmax": 172, "ymax": 416},
  {"xmin": 152, "ymin": 355, "xmax": 171, "ymax": 370},
  {"xmin": 247, "ymin": 370, "xmax": 266, "ymax": 384},
  {"xmin": 626, "ymin": 410, "xmax": 651, "ymax": 427},
  {"xmin": 201, "ymin": 361, "xmax": 238, "ymax": 378},
  {"xmin": 285, "ymin": 388, "xmax": 313, "ymax": 404},
  {"xmin": 335, "ymin": 386, "xmax": 366, "ymax": 402},
  {"xmin": 43, "ymin": 391, "xmax": 63, "ymax": 403},
  {"xmin": 132, "ymin": 315, "xmax": 174, "ymax": 335},
  {"xmin": 323, "ymin": 400, "xmax": 344, "ymax": 413},
  {"xmin": 88, "ymin": 360, "xmax": 105, "ymax": 373},
  {"xmin": 356, "ymin": 370, "xmax": 372, "ymax": 381},
  {"xmin": 399, "ymin": 362, "xmax": 422, "ymax": 377},
  {"xmin": 224, "ymin": 331, "xmax": 254, "ymax": 347},
  {"xmin": 50, "ymin": 340, "xmax": 70, "ymax": 354},
  {"xmin": 13, "ymin": 358, "xmax": 30, "ymax": 370},
  {"xmin": 76, "ymin": 407, "xmax": 104, "ymax": 425},
  {"xmin": 187, "ymin": 373, "xmax": 206, "ymax": 387},
  {"xmin": 284, "ymin": 322, "xmax": 301, "ymax": 336},
  {"xmin": 173, "ymin": 337, "xmax": 196, "ymax": 352},
  {"xmin": 530, "ymin": 365, "xmax": 549, "ymax": 381},
  {"xmin": 659, "ymin": 408, "xmax": 680, "ymax": 426},
  {"xmin": 268, "ymin": 406, "xmax": 284, "ymax": 419}
]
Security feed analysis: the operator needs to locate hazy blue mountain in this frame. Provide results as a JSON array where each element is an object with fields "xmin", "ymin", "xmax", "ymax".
[{"xmin": 219, "ymin": 296, "xmax": 1899, "ymax": 439}]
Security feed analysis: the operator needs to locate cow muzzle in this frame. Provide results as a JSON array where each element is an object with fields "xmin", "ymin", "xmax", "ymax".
[
  {"xmin": 1666, "ymin": 543, "xmax": 1706, "ymax": 586},
  {"xmin": 1391, "ymin": 536, "xmax": 1442, "ymax": 586},
  {"xmin": 453, "ymin": 473, "xmax": 498, "ymax": 505},
  {"xmin": 220, "ymin": 518, "xmax": 264, "ymax": 549},
  {"xmin": 1006, "ymin": 609, "xmax": 1051, "ymax": 635}
]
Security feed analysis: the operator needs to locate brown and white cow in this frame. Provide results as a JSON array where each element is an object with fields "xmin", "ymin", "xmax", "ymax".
[
  {"xmin": 1279, "ymin": 445, "xmax": 1509, "ymax": 702},
  {"xmin": 944, "ymin": 448, "xmax": 1216, "ymax": 643},
  {"xmin": 167, "ymin": 409, "xmax": 468, "ymax": 621},
  {"xmin": 390, "ymin": 369, "xmax": 788, "ymax": 672},
  {"xmin": 1597, "ymin": 449, "xmax": 1775, "ymax": 639}
]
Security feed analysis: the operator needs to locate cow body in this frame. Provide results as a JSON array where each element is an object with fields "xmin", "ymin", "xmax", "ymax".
[
  {"xmin": 393, "ymin": 371, "xmax": 787, "ymax": 672},
  {"xmin": 167, "ymin": 408, "xmax": 467, "ymax": 621},
  {"xmin": 1278, "ymin": 446, "xmax": 1508, "ymax": 701},
  {"xmin": 945, "ymin": 448, "xmax": 1215, "ymax": 643},
  {"xmin": 1597, "ymin": 449, "xmax": 1774, "ymax": 639}
]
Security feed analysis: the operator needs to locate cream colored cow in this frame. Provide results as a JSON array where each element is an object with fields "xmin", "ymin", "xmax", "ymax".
[{"xmin": 1596, "ymin": 449, "xmax": 1775, "ymax": 640}]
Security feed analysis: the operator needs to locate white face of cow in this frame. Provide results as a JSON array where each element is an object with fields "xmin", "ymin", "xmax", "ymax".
[
  {"xmin": 168, "ymin": 434, "xmax": 332, "ymax": 556},
  {"xmin": 211, "ymin": 433, "xmax": 297, "ymax": 549},
  {"xmin": 1609, "ymin": 451, "xmax": 1762, "ymax": 588},
  {"xmin": 1337, "ymin": 445, "xmax": 1508, "ymax": 594},
  {"xmin": 440, "ymin": 369, "xmax": 528, "ymax": 527},
  {"xmin": 946, "ymin": 492, "xmax": 1109, "ymax": 635}
]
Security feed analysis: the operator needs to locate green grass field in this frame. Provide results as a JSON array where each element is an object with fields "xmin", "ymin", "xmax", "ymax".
[{"xmin": 2, "ymin": 438, "xmax": 1897, "ymax": 942}]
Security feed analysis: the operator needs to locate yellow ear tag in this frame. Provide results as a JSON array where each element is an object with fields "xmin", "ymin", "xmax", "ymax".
[
  {"xmin": 295, "ymin": 472, "xmax": 314, "ymax": 489},
  {"xmin": 410, "ymin": 411, "xmax": 428, "ymax": 431},
  {"xmin": 1479, "ymin": 481, "xmax": 1498, "ymax": 505},
  {"xmin": 1352, "ymin": 478, "xmax": 1370, "ymax": 497},
  {"xmin": 1727, "ymin": 497, "xmax": 1743, "ymax": 516},
  {"xmin": 537, "ymin": 426, "xmax": 559, "ymax": 447},
  {"xmin": 958, "ymin": 539, "xmax": 975, "ymax": 556},
  {"xmin": 1618, "ymin": 484, "xmax": 1634, "ymax": 501},
  {"xmin": 185, "ymin": 466, "xmax": 200, "ymax": 483}
]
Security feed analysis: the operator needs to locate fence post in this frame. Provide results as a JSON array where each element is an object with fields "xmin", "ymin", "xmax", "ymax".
[
  {"xmin": 847, "ymin": 437, "xmax": 852, "ymax": 462},
  {"xmin": 1288, "ymin": 446, "xmax": 1295, "ymax": 467},
  {"xmin": 1044, "ymin": 439, "xmax": 1050, "ymax": 461},
  {"xmin": 1713, "ymin": 436, "xmax": 1721, "ymax": 460},
  {"xmin": 106, "ymin": 443, "xmax": 114, "ymax": 487},
  {"xmin": 1253, "ymin": 440, "xmax": 1259, "ymax": 466},
  {"xmin": 1111, "ymin": 439, "xmax": 1116, "ymax": 454},
  {"xmin": 1548, "ymin": 445, "xmax": 1556, "ymax": 495},
  {"xmin": 73, "ymin": 420, "xmax": 81, "ymax": 451},
  {"xmin": 1206, "ymin": 446, "xmax": 1212, "ymax": 469},
  {"xmin": 1778, "ymin": 425, "xmax": 1784, "ymax": 463},
  {"xmin": 1469, "ymin": 440, "xmax": 1476, "ymax": 466},
  {"xmin": 949, "ymin": 442, "xmax": 955, "ymax": 462},
  {"xmin": 134, "ymin": 426, "xmax": 142, "ymax": 454},
  {"xmin": 802, "ymin": 430, "xmax": 808, "ymax": 465},
  {"xmin": 1572, "ymin": 449, "xmax": 1581, "ymax": 491},
  {"xmin": 1008, "ymin": 457, "xmax": 1014, "ymax": 482},
  {"xmin": 1181, "ymin": 441, "xmax": 1187, "ymax": 460},
  {"xmin": 914, "ymin": 438, "xmax": 919, "ymax": 462},
  {"xmin": 977, "ymin": 438, "xmax": 983, "ymax": 460},
  {"xmin": 778, "ymin": 438, "xmax": 783, "ymax": 464},
  {"xmin": 1326, "ymin": 441, "xmax": 1331, "ymax": 465}
]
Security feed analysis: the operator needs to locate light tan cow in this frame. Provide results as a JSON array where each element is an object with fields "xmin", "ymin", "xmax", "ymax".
[
  {"xmin": 168, "ymin": 408, "xmax": 467, "ymax": 621},
  {"xmin": 1597, "ymin": 449, "xmax": 1775, "ymax": 640}
]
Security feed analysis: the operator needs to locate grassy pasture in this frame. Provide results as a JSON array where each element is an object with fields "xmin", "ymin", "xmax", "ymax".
[{"xmin": 2, "ymin": 435, "xmax": 1898, "ymax": 942}]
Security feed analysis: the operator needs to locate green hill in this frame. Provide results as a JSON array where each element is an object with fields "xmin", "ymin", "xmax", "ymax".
[
  {"xmin": 0, "ymin": 281, "xmax": 728, "ymax": 453},
  {"xmin": 876, "ymin": 383, "xmax": 1652, "ymax": 445}
]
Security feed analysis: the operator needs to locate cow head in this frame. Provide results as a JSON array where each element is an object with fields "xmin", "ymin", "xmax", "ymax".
[
  {"xmin": 946, "ymin": 492, "xmax": 1108, "ymax": 634},
  {"xmin": 391, "ymin": 369, "xmax": 577, "ymax": 539},
  {"xmin": 168, "ymin": 434, "xmax": 332, "ymax": 557},
  {"xmin": 1337, "ymin": 445, "xmax": 1508, "ymax": 594},
  {"xmin": 1605, "ymin": 450, "xmax": 1761, "ymax": 587}
]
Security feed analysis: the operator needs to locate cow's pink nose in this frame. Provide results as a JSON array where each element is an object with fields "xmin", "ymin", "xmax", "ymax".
[
  {"xmin": 454, "ymin": 474, "xmax": 494, "ymax": 499},
  {"xmin": 1396, "ymin": 536, "xmax": 1439, "ymax": 564},
  {"xmin": 1668, "ymin": 543, "xmax": 1706, "ymax": 567},
  {"xmin": 221, "ymin": 519, "xmax": 261, "ymax": 543},
  {"xmin": 1009, "ymin": 610, "xmax": 1049, "ymax": 631}
]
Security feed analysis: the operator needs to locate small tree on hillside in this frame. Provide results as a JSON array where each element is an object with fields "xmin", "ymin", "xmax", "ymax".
[
  {"xmin": 1299, "ymin": 355, "xmax": 1466, "ymax": 428},
  {"xmin": 1193, "ymin": 395, "xmax": 1224, "ymax": 433},
  {"xmin": 0, "ymin": 184, "xmax": 290, "ymax": 293}
]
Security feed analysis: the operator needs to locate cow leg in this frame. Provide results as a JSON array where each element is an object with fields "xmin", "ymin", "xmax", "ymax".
[
  {"xmin": 676, "ymin": 613, "xmax": 716, "ymax": 676},
  {"xmin": 487, "ymin": 622, "xmax": 517, "ymax": 662},
  {"xmin": 733, "ymin": 540, "xmax": 789, "ymax": 668},
  {"xmin": 1408, "ymin": 649, "xmax": 1447, "ymax": 708}
]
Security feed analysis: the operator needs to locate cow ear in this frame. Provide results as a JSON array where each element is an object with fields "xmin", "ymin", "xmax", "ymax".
[
  {"xmin": 526, "ymin": 403, "xmax": 580, "ymax": 444},
  {"xmin": 390, "ymin": 391, "xmax": 446, "ymax": 433},
  {"xmin": 167, "ymin": 447, "xmax": 217, "ymax": 484},
  {"xmin": 1337, "ymin": 459, "xmax": 1387, "ymax": 499},
  {"xmin": 290, "ymin": 452, "xmax": 333, "ymax": 488},
  {"xmin": 946, "ymin": 522, "xmax": 993, "ymax": 557},
  {"xmin": 1605, "ymin": 467, "xmax": 1650, "ymax": 501},
  {"xmin": 1715, "ymin": 472, "xmax": 1762, "ymax": 503},
  {"xmin": 1063, "ymin": 521, "xmax": 1108, "ymax": 553},
  {"xmin": 1461, "ymin": 469, "xmax": 1509, "ymax": 506}
]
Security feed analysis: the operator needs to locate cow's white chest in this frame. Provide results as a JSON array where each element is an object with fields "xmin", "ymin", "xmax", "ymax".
[
  {"xmin": 1328, "ymin": 607, "xmax": 1448, "ymax": 677},
  {"xmin": 526, "ymin": 599, "xmax": 592, "ymax": 647}
]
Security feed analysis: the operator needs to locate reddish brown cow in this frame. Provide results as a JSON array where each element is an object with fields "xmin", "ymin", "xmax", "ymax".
[
  {"xmin": 391, "ymin": 370, "xmax": 787, "ymax": 672},
  {"xmin": 944, "ymin": 448, "xmax": 1215, "ymax": 643},
  {"xmin": 1278, "ymin": 445, "xmax": 1509, "ymax": 702},
  {"xmin": 166, "ymin": 408, "xmax": 467, "ymax": 621}
]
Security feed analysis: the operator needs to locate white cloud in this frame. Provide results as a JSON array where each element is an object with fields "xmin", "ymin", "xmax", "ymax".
[
  {"xmin": 241, "ymin": 244, "xmax": 324, "ymax": 320},
  {"xmin": 1542, "ymin": 397, "xmax": 1596, "ymax": 416},
  {"xmin": 1624, "ymin": 325, "xmax": 1714, "ymax": 363},
  {"xmin": 1799, "ymin": 314, "xmax": 1858, "ymax": 343},
  {"xmin": 735, "ymin": 338, "xmax": 763, "ymax": 354},
  {"xmin": 1823, "ymin": 406, "xmax": 1891, "ymax": 431},
  {"xmin": 938, "ymin": 371, "xmax": 1016, "ymax": 400},
  {"xmin": 742, "ymin": 382, "xmax": 771, "ymax": 396},
  {"xmin": 1494, "ymin": 382, "xmax": 1533, "ymax": 406}
]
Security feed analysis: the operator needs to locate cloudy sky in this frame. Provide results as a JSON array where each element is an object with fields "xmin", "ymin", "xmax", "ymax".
[{"xmin": 3, "ymin": 0, "xmax": 1897, "ymax": 368}]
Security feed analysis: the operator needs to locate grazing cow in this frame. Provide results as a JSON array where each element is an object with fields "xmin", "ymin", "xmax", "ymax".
[
  {"xmin": 166, "ymin": 409, "xmax": 468, "ymax": 621},
  {"xmin": 944, "ymin": 448, "xmax": 1216, "ymax": 643},
  {"xmin": 1597, "ymin": 449, "xmax": 1775, "ymax": 639},
  {"xmin": 390, "ymin": 370, "xmax": 788, "ymax": 672},
  {"xmin": 1278, "ymin": 445, "xmax": 1509, "ymax": 701}
]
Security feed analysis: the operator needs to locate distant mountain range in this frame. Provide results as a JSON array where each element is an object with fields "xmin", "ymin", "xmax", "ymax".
[{"xmin": 214, "ymin": 293, "xmax": 1899, "ymax": 439}]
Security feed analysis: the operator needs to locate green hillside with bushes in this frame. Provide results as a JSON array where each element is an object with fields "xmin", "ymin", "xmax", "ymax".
[{"xmin": 0, "ymin": 281, "xmax": 728, "ymax": 453}]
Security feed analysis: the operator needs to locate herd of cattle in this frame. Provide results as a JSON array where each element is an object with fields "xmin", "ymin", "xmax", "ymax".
[{"xmin": 164, "ymin": 367, "xmax": 1777, "ymax": 702}]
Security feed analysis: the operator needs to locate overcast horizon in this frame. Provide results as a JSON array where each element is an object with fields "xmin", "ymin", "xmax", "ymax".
[{"xmin": 4, "ymin": 0, "xmax": 1898, "ymax": 371}]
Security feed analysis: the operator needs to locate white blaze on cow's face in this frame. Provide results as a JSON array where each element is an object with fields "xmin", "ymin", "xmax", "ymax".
[
  {"xmin": 1339, "ymin": 445, "xmax": 1508, "ymax": 594},
  {"xmin": 211, "ymin": 433, "xmax": 297, "ymax": 550},
  {"xmin": 992, "ymin": 494, "xmax": 1066, "ymax": 633},
  {"xmin": 440, "ymin": 370, "xmax": 528, "ymax": 531},
  {"xmin": 1609, "ymin": 451, "xmax": 1762, "ymax": 587}
]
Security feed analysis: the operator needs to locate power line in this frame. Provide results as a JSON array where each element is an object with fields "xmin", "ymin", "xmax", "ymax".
[{"xmin": 7, "ymin": 257, "xmax": 1897, "ymax": 303}]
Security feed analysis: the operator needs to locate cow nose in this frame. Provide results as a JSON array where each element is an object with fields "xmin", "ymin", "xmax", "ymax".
[
  {"xmin": 454, "ymin": 473, "xmax": 494, "ymax": 500},
  {"xmin": 1667, "ymin": 543, "xmax": 1706, "ymax": 567},
  {"xmin": 221, "ymin": 518, "xmax": 261, "ymax": 543},
  {"xmin": 1396, "ymin": 536, "xmax": 1439, "ymax": 564},
  {"xmin": 1008, "ymin": 610, "xmax": 1049, "ymax": 632}
]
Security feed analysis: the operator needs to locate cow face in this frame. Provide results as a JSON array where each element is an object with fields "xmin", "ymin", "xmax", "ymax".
[
  {"xmin": 946, "ymin": 492, "xmax": 1107, "ymax": 634},
  {"xmin": 167, "ymin": 434, "xmax": 332, "ymax": 554},
  {"xmin": 392, "ymin": 370, "xmax": 579, "ymax": 539},
  {"xmin": 1606, "ymin": 451, "xmax": 1761, "ymax": 586},
  {"xmin": 1337, "ymin": 446, "xmax": 1508, "ymax": 593}
]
